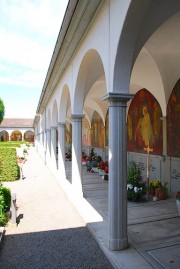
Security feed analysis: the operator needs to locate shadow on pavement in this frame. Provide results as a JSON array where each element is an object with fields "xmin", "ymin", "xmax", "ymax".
[{"xmin": 0, "ymin": 226, "xmax": 113, "ymax": 269}]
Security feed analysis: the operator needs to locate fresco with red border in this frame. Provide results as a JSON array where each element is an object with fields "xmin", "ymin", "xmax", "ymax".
[
  {"xmin": 0, "ymin": 130, "xmax": 9, "ymax": 141},
  {"xmin": 127, "ymin": 89, "xmax": 163, "ymax": 155},
  {"xmin": 11, "ymin": 130, "xmax": 22, "ymax": 141},
  {"xmin": 24, "ymin": 131, "xmax": 34, "ymax": 142},
  {"xmin": 167, "ymin": 79, "xmax": 180, "ymax": 157},
  {"xmin": 91, "ymin": 111, "xmax": 105, "ymax": 148},
  {"xmin": 82, "ymin": 118, "xmax": 91, "ymax": 146},
  {"xmin": 65, "ymin": 123, "xmax": 72, "ymax": 144}
]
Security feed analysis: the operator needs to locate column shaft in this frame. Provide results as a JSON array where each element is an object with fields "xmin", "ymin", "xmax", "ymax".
[
  {"xmin": 57, "ymin": 122, "xmax": 66, "ymax": 179},
  {"xmin": 51, "ymin": 126, "xmax": 57, "ymax": 170},
  {"xmin": 71, "ymin": 114, "xmax": 84, "ymax": 196},
  {"xmin": 103, "ymin": 93, "xmax": 133, "ymax": 251},
  {"xmin": 46, "ymin": 129, "xmax": 51, "ymax": 164}
]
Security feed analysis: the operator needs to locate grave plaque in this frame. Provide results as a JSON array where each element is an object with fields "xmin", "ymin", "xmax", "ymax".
[
  {"xmin": 171, "ymin": 159, "xmax": 180, "ymax": 192},
  {"xmin": 129, "ymin": 153, "xmax": 161, "ymax": 182}
]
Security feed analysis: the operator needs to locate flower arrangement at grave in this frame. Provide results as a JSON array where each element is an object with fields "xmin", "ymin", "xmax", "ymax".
[
  {"xmin": 86, "ymin": 148, "xmax": 96, "ymax": 161},
  {"xmin": 149, "ymin": 178, "xmax": 168, "ymax": 200},
  {"xmin": 98, "ymin": 161, "xmax": 106, "ymax": 170},
  {"xmin": 127, "ymin": 161, "xmax": 146, "ymax": 202}
]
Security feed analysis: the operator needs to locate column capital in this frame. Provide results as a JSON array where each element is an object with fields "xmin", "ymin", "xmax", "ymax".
[
  {"xmin": 57, "ymin": 122, "xmax": 66, "ymax": 127},
  {"xmin": 71, "ymin": 114, "xmax": 85, "ymax": 120},
  {"xmin": 50, "ymin": 126, "xmax": 57, "ymax": 130},
  {"xmin": 102, "ymin": 92, "xmax": 134, "ymax": 103},
  {"xmin": 46, "ymin": 128, "xmax": 51, "ymax": 132}
]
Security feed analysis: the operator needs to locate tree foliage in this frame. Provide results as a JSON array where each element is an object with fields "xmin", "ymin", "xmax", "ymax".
[{"xmin": 0, "ymin": 98, "xmax": 5, "ymax": 124}]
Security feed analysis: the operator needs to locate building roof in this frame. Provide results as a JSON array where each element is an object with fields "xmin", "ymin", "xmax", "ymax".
[{"xmin": 0, "ymin": 118, "xmax": 34, "ymax": 128}]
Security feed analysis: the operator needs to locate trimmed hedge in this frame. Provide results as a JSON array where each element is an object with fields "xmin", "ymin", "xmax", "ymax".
[
  {"xmin": 0, "ymin": 184, "xmax": 11, "ymax": 226},
  {"xmin": 0, "ymin": 148, "xmax": 20, "ymax": 181},
  {"xmin": 0, "ymin": 141, "xmax": 24, "ymax": 148}
]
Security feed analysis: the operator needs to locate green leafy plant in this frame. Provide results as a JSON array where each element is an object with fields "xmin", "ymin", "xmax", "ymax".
[
  {"xmin": 127, "ymin": 161, "xmax": 146, "ymax": 202},
  {"xmin": 0, "ymin": 184, "xmax": 11, "ymax": 226}
]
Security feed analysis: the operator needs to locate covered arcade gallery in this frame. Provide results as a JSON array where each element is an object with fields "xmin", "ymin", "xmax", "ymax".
[{"xmin": 34, "ymin": 0, "xmax": 180, "ymax": 251}]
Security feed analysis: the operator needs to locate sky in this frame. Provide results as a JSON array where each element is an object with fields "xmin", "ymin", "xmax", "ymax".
[{"xmin": 0, "ymin": 0, "xmax": 69, "ymax": 119}]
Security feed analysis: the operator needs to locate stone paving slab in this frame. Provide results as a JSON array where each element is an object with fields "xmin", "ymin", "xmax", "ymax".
[
  {"xmin": 148, "ymin": 244, "xmax": 180, "ymax": 269},
  {"xmin": 128, "ymin": 217, "xmax": 180, "ymax": 247}
]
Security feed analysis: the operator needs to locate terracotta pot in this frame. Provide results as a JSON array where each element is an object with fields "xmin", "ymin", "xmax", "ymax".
[
  {"xmin": 155, "ymin": 188, "xmax": 165, "ymax": 200},
  {"xmin": 149, "ymin": 189, "xmax": 156, "ymax": 196},
  {"xmin": 102, "ymin": 174, "xmax": 108, "ymax": 180}
]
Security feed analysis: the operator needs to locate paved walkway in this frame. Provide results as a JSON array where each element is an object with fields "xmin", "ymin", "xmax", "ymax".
[{"xmin": 0, "ymin": 147, "xmax": 113, "ymax": 269}]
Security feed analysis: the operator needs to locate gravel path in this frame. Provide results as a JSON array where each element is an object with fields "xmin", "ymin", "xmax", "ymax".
[{"xmin": 0, "ymin": 147, "xmax": 113, "ymax": 269}]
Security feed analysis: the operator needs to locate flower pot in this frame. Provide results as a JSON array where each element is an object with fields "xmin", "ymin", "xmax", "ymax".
[
  {"xmin": 176, "ymin": 200, "xmax": 180, "ymax": 215},
  {"xmin": 155, "ymin": 188, "xmax": 165, "ymax": 200},
  {"xmin": 149, "ymin": 189, "xmax": 156, "ymax": 196},
  {"xmin": 102, "ymin": 174, "xmax": 108, "ymax": 180}
]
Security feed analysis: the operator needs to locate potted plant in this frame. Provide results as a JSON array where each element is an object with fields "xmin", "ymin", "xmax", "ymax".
[
  {"xmin": 98, "ymin": 161, "xmax": 108, "ymax": 176},
  {"xmin": 176, "ymin": 191, "xmax": 180, "ymax": 215},
  {"xmin": 154, "ymin": 179, "xmax": 168, "ymax": 200},
  {"xmin": 127, "ymin": 161, "xmax": 146, "ymax": 202}
]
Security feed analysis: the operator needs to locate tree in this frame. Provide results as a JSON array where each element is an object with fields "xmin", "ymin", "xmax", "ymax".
[{"xmin": 0, "ymin": 98, "xmax": 5, "ymax": 124}]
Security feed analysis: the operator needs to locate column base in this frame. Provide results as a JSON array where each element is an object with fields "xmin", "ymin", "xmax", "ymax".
[{"xmin": 108, "ymin": 238, "xmax": 129, "ymax": 251}]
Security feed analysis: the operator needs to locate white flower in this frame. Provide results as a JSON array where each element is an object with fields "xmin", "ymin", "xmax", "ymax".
[
  {"xmin": 134, "ymin": 187, "xmax": 142, "ymax": 193},
  {"xmin": 127, "ymin": 184, "xmax": 133, "ymax": 190}
]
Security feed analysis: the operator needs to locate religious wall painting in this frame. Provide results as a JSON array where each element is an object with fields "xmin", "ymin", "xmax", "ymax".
[
  {"xmin": 105, "ymin": 109, "xmax": 109, "ymax": 147},
  {"xmin": 10, "ymin": 130, "xmax": 22, "ymax": 141},
  {"xmin": 0, "ymin": 130, "xmax": 9, "ymax": 141},
  {"xmin": 127, "ymin": 89, "xmax": 163, "ymax": 155},
  {"xmin": 24, "ymin": 130, "xmax": 34, "ymax": 142},
  {"xmin": 82, "ymin": 118, "xmax": 91, "ymax": 146},
  {"xmin": 65, "ymin": 122, "xmax": 72, "ymax": 145},
  {"xmin": 91, "ymin": 111, "xmax": 105, "ymax": 148},
  {"xmin": 167, "ymin": 79, "xmax": 180, "ymax": 157}
]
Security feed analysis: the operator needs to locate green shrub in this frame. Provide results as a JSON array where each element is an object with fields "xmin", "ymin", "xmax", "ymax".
[
  {"xmin": 0, "ymin": 148, "xmax": 20, "ymax": 181},
  {"xmin": 0, "ymin": 141, "xmax": 24, "ymax": 148},
  {"xmin": 127, "ymin": 161, "xmax": 146, "ymax": 202},
  {"xmin": 1, "ymin": 187, "xmax": 11, "ymax": 211},
  {"xmin": 0, "ymin": 184, "xmax": 11, "ymax": 226}
]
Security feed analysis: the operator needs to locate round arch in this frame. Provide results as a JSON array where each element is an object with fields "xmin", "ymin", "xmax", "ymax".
[
  {"xmin": 113, "ymin": 0, "xmax": 180, "ymax": 94},
  {"xmin": 73, "ymin": 49, "xmax": 107, "ymax": 118},
  {"xmin": 10, "ymin": 130, "xmax": 22, "ymax": 141},
  {"xmin": 47, "ymin": 109, "xmax": 51, "ymax": 129},
  {"xmin": 59, "ymin": 85, "xmax": 71, "ymax": 122},
  {"xmin": 0, "ymin": 130, "xmax": 9, "ymax": 141},
  {"xmin": 52, "ymin": 100, "xmax": 58, "ymax": 126},
  {"xmin": 24, "ymin": 130, "xmax": 34, "ymax": 142}
]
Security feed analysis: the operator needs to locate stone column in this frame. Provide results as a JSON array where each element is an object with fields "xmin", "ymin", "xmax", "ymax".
[
  {"xmin": 51, "ymin": 126, "xmax": 57, "ymax": 170},
  {"xmin": 71, "ymin": 114, "xmax": 84, "ymax": 196},
  {"xmin": 57, "ymin": 122, "xmax": 66, "ymax": 180},
  {"xmin": 46, "ymin": 129, "xmax": 51, "ymax": 165},
  {"xmin": 102, "ymin": 93, "xmax": 133, "ymax": 251}
]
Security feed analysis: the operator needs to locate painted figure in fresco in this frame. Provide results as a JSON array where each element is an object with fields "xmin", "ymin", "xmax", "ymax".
[
  {"xmin": 82, "ymin": 118, "xmax": 91, "ymax": 146},
  {"xmin": 91, "ymin": 111, "xmax": 105, "ymax": 148},
  {"xmin": 135, "ymin": 105, "xmax": 154, "ymax": 147}
]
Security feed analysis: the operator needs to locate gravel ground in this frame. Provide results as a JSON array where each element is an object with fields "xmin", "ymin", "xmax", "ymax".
[{"xmin": 0, "ymin": 147, "xmax": 113, "ymax": 269}]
